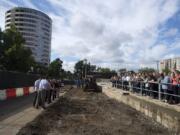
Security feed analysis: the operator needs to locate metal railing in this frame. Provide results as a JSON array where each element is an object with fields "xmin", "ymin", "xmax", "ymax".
[{"xmin": 111, "ymin": 80, "xmax": 180, "ymax": 103}]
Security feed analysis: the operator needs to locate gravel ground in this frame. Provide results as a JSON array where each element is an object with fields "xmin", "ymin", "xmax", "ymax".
[{"xmin": 17, "ymin": 87, "xmax": 171, "ymax": 135}]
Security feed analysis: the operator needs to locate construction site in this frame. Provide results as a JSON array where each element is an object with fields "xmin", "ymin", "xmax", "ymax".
[{"xmin": 16, "ymin": 83, "xmax": 172, "ymax": 135}]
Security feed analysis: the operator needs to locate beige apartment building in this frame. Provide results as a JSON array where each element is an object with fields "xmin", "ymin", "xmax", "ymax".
[{"xmin": 159, "ymin": 57, "xmax": 180, "ymax": 72}]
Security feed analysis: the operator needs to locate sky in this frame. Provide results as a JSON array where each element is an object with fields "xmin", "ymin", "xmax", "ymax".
[{"xmin": 1, "ymin": 0, "xmax": 180, "ymax": 71}]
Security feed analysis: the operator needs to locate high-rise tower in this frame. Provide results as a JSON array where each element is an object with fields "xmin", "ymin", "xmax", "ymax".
[{"xmin": 5, "ymin": 7, "xmax": 52, "ymax": 65}]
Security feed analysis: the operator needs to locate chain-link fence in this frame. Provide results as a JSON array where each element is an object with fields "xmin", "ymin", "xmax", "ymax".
[{"xmin": 0, "ymin": 70, "xmax": 40, "ymax": 89}]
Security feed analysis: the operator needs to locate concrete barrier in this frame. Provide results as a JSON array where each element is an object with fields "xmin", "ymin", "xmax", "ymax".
[
  {"xmin": 102, "ymin": 83, "xmax": 180, "ymax": 134},
  {"xmin": 0, "ymin": 86, "xmax": 34, "ymax": 100}
]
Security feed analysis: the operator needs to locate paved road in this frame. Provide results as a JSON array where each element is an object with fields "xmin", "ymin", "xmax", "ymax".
[{"xmin": 0, "ymin": 93, "xmax": 35, "ymax": 121}]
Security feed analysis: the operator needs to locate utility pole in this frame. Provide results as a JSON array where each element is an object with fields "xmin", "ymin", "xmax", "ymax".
[
  {"xmin": 84, "ymin": 59, "xmax": 87, "ymax": 79},
  {"xmin": 154, "ymin": 60, "xmax": 159, "ymax": 73}
]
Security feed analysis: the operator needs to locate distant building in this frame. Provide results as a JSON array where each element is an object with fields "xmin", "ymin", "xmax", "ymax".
[
  {"xmin": 117, "ymin": 68, "xmax": 127, "ymax": 76},
  {"xmin": 5, "ymin": 7, "xmax": 52, "ymax": 65},
  {"xmin": 159, "ymin": 57, "xmax": 180, "ymax": 72}
]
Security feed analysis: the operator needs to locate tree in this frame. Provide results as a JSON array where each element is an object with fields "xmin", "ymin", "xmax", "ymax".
[
  {"xmin": 74, "ymin": 60, "xmax": 96, "ymax": 78},
  {"xmin": 173, "ymin": 62, "xmax": 177, "ymax": 70},
  {"xmin": 32, "ymin": 63, "xmax": 48, "ymax": 75},
  {"xmin": 97, "ymin": 67, "xmax": 111, "ymax": 73},
  {"xmin": 3, "ymin": 44, "xmax": 35, "ymax": 72},
  {"xmin": 162, "ymin": 67, "xmax": 171, "ymax": 75},
  {"xmin": 0, "ymin": 25, "xmax": 35, "ymax": 72},
  {"xmin": 96, "ymin": 67, "xmax": 116, "ymax": 78},
  {"xmin": 90, "ymin": 65, "xmax": 96, "ymax": 72},
  {"xmin": 74, "ymin": 60, "xmax": 84, "ymax": 78},
  {"xmin": 0, "ymin": 28, "xmax": 2, "ymax": 46},
  {"xmin": 65, "ymin": 71, "xmax": 74, "ymax": 79},
  {"xmin": 48, "ymin": 58, "xmax": 63, "ymax": 78},
  {"xmin": 0, "ymin": 28, "xmax": 4, "ymax": 69},
  {"xmin": 118, "ymin": 68, "xmax": 127, "ymax": 73},
  {"xmin": 61, "ymin": 70, "xmax": 75, "ymax": 80},
  {"xmin": 138, "ymin": 67, "xmax": 156, "ymax": 74}
]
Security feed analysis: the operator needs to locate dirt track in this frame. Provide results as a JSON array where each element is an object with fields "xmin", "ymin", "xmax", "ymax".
[{"xmin": 17, "ymin": 87, "xmax": 171, "ymax": 135}]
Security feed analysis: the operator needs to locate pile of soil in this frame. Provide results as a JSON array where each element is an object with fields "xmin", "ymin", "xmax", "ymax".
[{"xmin": 17, "ymin": 87, "xmax": 171, "ymax": 135}]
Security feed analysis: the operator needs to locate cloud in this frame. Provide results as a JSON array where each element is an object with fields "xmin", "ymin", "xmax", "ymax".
[
  {"xmin": 163, "ymin": 28, "xmax": 178, "ymax": 37},
  {"xmin": 1, "ymin": 0, "xmax": 180, "ymax": 71},
  {"xmin": 0, "ymin": 1, "xmax": 17, "ymax": 30},
  {"xmin": 63, "ymin": 60, "xmax": 76, "ymax": 72},
  {"xmin": 47, "ymin": 0, "xmax": 179, "ymax": 70},
  {"xmin": 22, "ymin": 0, "xmax": 38, "ymax": 9}
]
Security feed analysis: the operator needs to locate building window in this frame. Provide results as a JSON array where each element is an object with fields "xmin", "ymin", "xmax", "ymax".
[
  {"xmin": 42, "ymin": 27, "xmax": 50, "ymax": 33},
  {"xmin": 6, "ymin": 15, "xmax": 11, "ymax": 18},
  {"xmin": 15, "ymin": 23, "xmax": 36, "ymax": 28},
  {"xmin": 15, "ymin": 18, "xmax": 37, "ymax": 23},
  {"xmin": 6, "ymin": 19, "xmax": 11, "ymax": 23},
  {"xmin": 7, "ymin": 10, "xmax": 11, "ymax": 13},
  {"xmin": 6, "ymin": 24, "xmax": 11, "ymax": 27}
]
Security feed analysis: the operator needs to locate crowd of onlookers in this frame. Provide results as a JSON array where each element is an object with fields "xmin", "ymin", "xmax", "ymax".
[
  {"xmin": 75, "ymin": 79, "xmax": 86, "ymax": 88},
  {"xmin": 111, "ymin": 70, "xmax": 180, "ymax": 104},
  {"xmin": 74, "ymin": 78, "xmax": 96, "ymax": 89},
  {"xmin": 33, "ymin": 76, "xmax": 63, "ymax": 109}
]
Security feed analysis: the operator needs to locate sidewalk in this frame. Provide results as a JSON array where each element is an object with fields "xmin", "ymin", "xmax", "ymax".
[
  {"xmin": 0, "ymin": 107, "xmax": 43, "ymax": 135},
  {"xmin": 0, "ymin": 91, "xmax": 66, "ymax": 135}
]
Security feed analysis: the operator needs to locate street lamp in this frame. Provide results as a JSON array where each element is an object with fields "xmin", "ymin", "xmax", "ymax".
[
  {"xmin": 154, "ymin": 60, "xmax": 159, "ymax": 73},
  {"xmin": 83, "ymin": 59, "xmax": 87, "ymax": 79}
]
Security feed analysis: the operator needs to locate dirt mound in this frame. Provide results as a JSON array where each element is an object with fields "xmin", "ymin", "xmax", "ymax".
[{"xmin": 17, "ymin": 88, "xmax": 171, "ymax": 135}]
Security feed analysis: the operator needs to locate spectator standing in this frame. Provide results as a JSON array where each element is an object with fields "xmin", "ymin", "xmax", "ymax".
[
  {"xmin": 122, "ymin": 74, "xmax": 126, "ymax": 90},
  {"xmin": 171, "ymin": 71, "xmax": 180, "ymax": 104},
  {"xmin": 135, "ymin": 74, "xmax": 142, "ymax": 93},
  {"xmin": 111, "ymin": 76, "xmax": 116, "ymax": 87},
  {"xmin": 53, "ymin": 80, "xmax": 59, "ymax": 100},
  {"xmin": 131, "ymin": 73, "xmax": 137, "ymax": 92},
  {"xmin": 48, "ymin": 80, "xmax": 54, "ymax": 103},
  {"xmin": 161, "ymin": 73, "xmax": 170, "ymax": 102},
  {"xmin": 56, "ymin": 80, "xmax": 62, "ymax": 98},
  {"xmin": 33, "ymin": 77, "xmax": 41, "ymax": 108},
  {"xmin": 75, "ymin": 79, "xmax": 78, "ymax": 88},
  {"xmin": 77, "ymin": 79, "xmax": 81, "ymax": 88},
  {"xmin": 144, "ymin": 75, "xmax": 150, "ymax": 96},
  {"xmin": 126, "ymin": 74, "xmax": 131, "ymax": 90},
  {"xmin": 178, "ymin": 72, "xmax": 180, "ymax": 104},
  {"xmin": 45, "ymin": 79, "xmax": 53, "ymax": 103},
  {"xmin": 158, "ymin": 73, "xmax": 164, "ymax": 99},
  {"xmin": 39, "ymin": 76, "xmax": 51, "ymax": 109},
  {"xmin": 149, "ymin": 73, "xmax": 158, "ymax": 98}
]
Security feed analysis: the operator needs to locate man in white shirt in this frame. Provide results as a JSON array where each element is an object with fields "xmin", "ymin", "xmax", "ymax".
[
  {"xmin": 126, "ymin": 74, "xmax": 131, "ymax": 90},
  {"xmin": 122, "ymin": 75, "xmax": 126, "ymax": 90},
  {"xmin": 33, "ymin": 78, "xmax": 41, "ymax": 108},
  {"xmin": 39, "ymin": 76, "xmax": 51, "ymax": 109},
  {"xmin": 126, "ymin": 75, "xmax": 130, "ymax": 82},
  {"xmin": 39, "ymin": 79, "xmax": 51, "ymax": 90}
]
